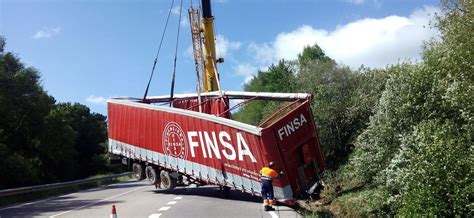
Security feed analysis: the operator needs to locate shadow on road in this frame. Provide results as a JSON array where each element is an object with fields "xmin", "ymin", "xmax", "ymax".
[
  {"xmin": 0, "ymin": 180, "xmax": 147, "ymax": 217},
  {"xmin": 0, "ymin": 196, "xmax": 123, "ymax": 217},
  {"xmin": 79, "ymin": 180, "xmax": 143, "ymax": 193},
  {"xmin": 151, "ymin": 186, "xmax": 262, "ymax": 204}
]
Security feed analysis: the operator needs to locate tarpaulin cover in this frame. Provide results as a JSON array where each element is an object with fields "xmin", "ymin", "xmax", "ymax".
[{"xmin": 172, "ymin": 97, "xmax": 231, "ymax": 119}]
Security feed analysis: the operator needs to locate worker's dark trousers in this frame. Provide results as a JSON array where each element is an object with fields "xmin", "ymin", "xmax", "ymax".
[{"xmin": 261, "ymin": 179, "xmax": 274, "ymax": 210}]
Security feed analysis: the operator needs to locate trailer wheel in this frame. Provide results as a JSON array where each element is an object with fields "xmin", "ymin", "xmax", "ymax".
[
  {"xmin": 146, "ymin": 166, "xmax": 159, "ymax": 185},
  {"xmin": 132, "ymin": 163, "xmax": 146, "ymax": 180},
  {"xmin": 160, "ymin": 170, "xmax": 177, "ymax": 190}
]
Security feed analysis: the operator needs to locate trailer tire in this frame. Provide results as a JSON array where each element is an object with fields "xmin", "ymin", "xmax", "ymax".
[
  {"xmin": 160, "ymin": 170, "xmax": 177, "ymax": 190},
  {"xmin": 146, "ymin": 166, "xmax": 159, "ymax": 185},
  {"xmin": 133, "ymin": 163, "xmax": 146, "ymax": 180}
]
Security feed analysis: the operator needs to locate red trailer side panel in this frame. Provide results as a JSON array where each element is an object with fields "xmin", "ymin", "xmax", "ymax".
[
  {"xmin": 263, "ymin": 100, "xmax": 324, "ymax": 197},
  {"xmin": 108, "ymin": 98, "xmax": 323, "ymax": 200},
  {"xmin": 108, "ymin": 99, "xmax": 291, "ymax": 197}
]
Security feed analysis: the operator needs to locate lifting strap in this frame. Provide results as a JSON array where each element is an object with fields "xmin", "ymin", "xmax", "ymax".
[
  {"xmin": 169, "ymin": 0, "xmax": 183, "ymax": 106},
  {"xmin": 142, "ymin": 0, "xmax": 175, "ymax": 101}
]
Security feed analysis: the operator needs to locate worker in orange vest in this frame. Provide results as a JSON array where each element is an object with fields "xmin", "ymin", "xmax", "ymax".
[{"xmin": 260, "ymin": 161, "xmax": 279, "ymax": 211}]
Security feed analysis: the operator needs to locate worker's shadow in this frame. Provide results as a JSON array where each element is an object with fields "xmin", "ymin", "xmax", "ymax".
[{"xmin": 151, "ymin": 186, "xmax": 262, "ymax": 203}]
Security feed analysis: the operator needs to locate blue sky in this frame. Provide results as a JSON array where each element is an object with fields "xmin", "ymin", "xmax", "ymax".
[{"xmin": 1, "ymin": 0, "xmax": 440, "ymax": 115}]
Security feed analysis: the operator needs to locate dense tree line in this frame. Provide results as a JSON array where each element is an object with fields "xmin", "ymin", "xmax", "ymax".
[
  {"xmin": 234, "ymin": 0, "xmax": 472, "ymax": 215},
  {"xmin": 0, "ymin": 37, "xmax": 109, "ymax": 189}
]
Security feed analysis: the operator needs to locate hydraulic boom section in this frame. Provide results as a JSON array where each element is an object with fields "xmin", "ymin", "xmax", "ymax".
[{"xmin": 189, "ymin": 0, "xmax": 221, "ymax": 93}]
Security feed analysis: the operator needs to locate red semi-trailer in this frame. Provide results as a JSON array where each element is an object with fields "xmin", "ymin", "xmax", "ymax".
[{"xmin": 108, "ymin": 91, "xmax": 324, "ymax": 204}]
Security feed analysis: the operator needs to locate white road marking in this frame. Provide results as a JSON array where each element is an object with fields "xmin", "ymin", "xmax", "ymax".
[
  {"xmin": 149, "ymin": 214, "xmax": 162, "ymax": 218},
  {"xmin": 49, "ymin": 186, "xmax": 147, "ymax": 217},
  {"xmin": 0, "ymin": 195, "xmax": 60, "ymax": 211},
  {"xmin": 173, "ymin": 196, "xmax": 183, "ymax": 200},
  {"xmin": 167, "ymin": 201, "xmax": 177, "ymax": 205},
  {"xmin": 269, "ymin": 211, "xmax": 279, "ymax": 218},
  {"xmin": 158, "ymin": 206, "xmax": 171, "ymax": 211},
  {"xmin": 0, "ymin": 179, "xmax": 137, "ymax": 211}
]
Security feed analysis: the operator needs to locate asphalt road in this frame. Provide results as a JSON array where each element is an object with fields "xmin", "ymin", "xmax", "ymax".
[{"xmin": 0, "ymin": 180, "xmax": 302, "ymax": 218}]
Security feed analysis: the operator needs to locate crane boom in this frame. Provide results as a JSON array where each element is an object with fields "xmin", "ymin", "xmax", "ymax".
[
  {"xmin": 201, "ymin": 0, "xmax": 220, "ymax": 92},
  {"xmin": 189, "ymin": 0, "xmax": 221, "ymax": 93}
]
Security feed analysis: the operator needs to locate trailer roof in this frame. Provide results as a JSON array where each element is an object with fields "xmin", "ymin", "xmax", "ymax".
[
  {"xmin": 107, "ymin": 98, "xmax": 263, "ymax": 135},
  {"xmin": 142, "ymin": 91, "xmax": 312, "ymax": 102}
]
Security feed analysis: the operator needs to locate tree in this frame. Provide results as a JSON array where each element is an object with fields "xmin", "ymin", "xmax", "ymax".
[
  {"xmin": 0, "ymin": 37, "xmax": 55, "ymax": 188},
  {"xmin": 235, "ymin": 44, "xmax": 390, "ymax": 170},
  {"xmin": 298, "ymin": 44, "xmax": 333, "ymax": 69},
  {"xmin": 0, "ymin": 36, "xmax": 5, "ymax": 53},
  {"xmin": 53, "ymin": 103, "xmax": 108, "ymax": 178},
  {"xmin": 346, "ymin": 0, "xmax": 473, "ymax": 215},
  {"xmin": 0, "ymin": 36, "xmax": 109, "ymax": 188},
  {"xmin": 233, "ymin": 60, "xmax": 297, "ymax": 126},
  {"xmin": 387, "ymin": 120, "xmax": 472, "ymax": 216},
  {"xmin": 295, "ymin": 44, "xmax": 389, "ymax": 169},
  {"xmin": 38, "ymin": 107, "xmax": 78, "ymax": 182}
]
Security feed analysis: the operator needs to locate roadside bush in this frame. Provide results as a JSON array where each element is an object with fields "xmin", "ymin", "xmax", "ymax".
[
  {"xmin": 394, "ymin": 120, "xmax": 472, "ymax": 215},
  {"xmin": 345, "ymin": 0, "xmax": 473, "ymax": 215},
  {"xmin": 348, "ymin": 63, "xmax": 421, "ymax": 183}
]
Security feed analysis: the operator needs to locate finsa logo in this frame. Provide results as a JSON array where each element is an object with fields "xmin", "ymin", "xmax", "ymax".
[
  {"xmin": 163, "ymin": 122, "xmax": 188, "ymax": 159},
  {"xmin": 278, "ymin": 114, "xmax": 308, "ymax": 141}
]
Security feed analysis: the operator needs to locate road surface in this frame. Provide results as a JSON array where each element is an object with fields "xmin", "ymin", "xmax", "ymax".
[{"xmin": 0, "ymin": 180, "xmax": 301, "ymax": 218}]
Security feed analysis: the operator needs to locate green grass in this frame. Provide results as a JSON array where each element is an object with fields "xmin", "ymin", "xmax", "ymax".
[
  {"xmin": 298, "ymin": 205, "xmax": 332, "ymax": 218},
  {"xmin": 331, "ymin": 186, "xmax": 390, "ymax": 216},
  {"xmin": 0, "ymin": 173, "xmax": 133, "ymax": 207},
  {"xmin": 295, "ymin": 168, "xmax": 391, "ymax": 217}
]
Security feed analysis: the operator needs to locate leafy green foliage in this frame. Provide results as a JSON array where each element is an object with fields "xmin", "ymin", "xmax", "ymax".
[
  {"xmin": 235, "ymin": 1, "xmax": 471, "ymax": 216},
  {"xmin": 38, "ymin": 107, "xmax": 78, "ymax": 182},
  {"xmin": 0, "ymin": 38, "xmax": 109, "ymax": 189},
  {"xmin": 0, "ymin": 36, "xmax": 5, "ymax": 53},
  {"xmin": 385, "ymin": 120, "xmax": 473, "ymax": 216},
  {"xmin": 298, "ymin": 44, "xmax": 333, "ymax": 68},
  {"xmin": 54, "ymin": 103, "xmax": 108, "ymax": 177},
  {"xmin": 236, "ymin": 44, "xmax": 389, "ymax": 169},
  {"xmin": 0, "ymin": 45, "xmax": 54, "ymax": 188},
  {"xmin": 349, "ymin": 63, "xmax": 423, "ymax": 183},
  {"xmin": 298, "ymin": 59, "xmax": 355, "ymax": 169},
  {"xmin": 344, "ymin": 0, "xmax": 473, "ymax": 215},
  {"xmin": 233, "ymin": 60, "xmax": 297, "ymax": 126}
]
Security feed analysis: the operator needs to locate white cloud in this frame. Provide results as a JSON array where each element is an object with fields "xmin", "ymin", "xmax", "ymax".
[
  {"xmin": 181, "ymin": 16, "xmax": 190, "ymax": 28},
  {"xmin": 248, "ymin": 42, "xmax": 274, "ymax": 65},
  {"xmin": 86, "ymin": 95, "xmax": 107, "ymax": 105},
  {"xmin": 247, "ymin": 6, "xmax": 439, "ymax": 69},
  {"xmin": 234, "ymin": 63, "xmax": 259, "ymax": 83},
  {"xmin": 171, "ymin": 6, "xmax": 182, "ymax": 16},
  {"xmin": 344, "ymin": 0, "xmax": 381, "ymax": 7},
  {"xmin": 345, "ymin": 0, "xmax": 365, "ymax": 5},
  {"xmin": 185, "ymin": 35, "xmax": 241, "ymax": 59},
  {"xmin": 184, "ymin": 45, "xmax": 194, "ymax": 59},
  {"xmin": 32, "ymin": 27, "xmax": 61, "ymax": 39},
  {"xmin": 229, "ymin": 99, "xmax": 244, "ymax": 112},
  {"xmin": 170, "ymin": 6, "xmax": 189, "ymax": 28},
  {"xmin": 215, "ymin": 35, "xmax": 241, "ymax": 58}
]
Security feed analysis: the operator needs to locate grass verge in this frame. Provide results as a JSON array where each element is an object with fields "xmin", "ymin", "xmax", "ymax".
[{"xmin": 294, "ymin": 169, "xmax": 391, "ymax": 217}]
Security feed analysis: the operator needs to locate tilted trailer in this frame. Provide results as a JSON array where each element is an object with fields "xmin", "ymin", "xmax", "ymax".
[{"xmin": 107, "ymin": 91, "xmax": 324, "ymax": 204}]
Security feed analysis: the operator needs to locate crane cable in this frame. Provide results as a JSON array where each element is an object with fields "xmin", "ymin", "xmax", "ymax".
[
  {"xmin": 212, "ymin": 0, "xmax": 222, "ymax": 59},
  {"xmin": 142, "ymin": 0, "xmax": 175, "ymax": 101},
  {"xmin": 169, "ymin": 0, "xmax": 183, "ymax": 106}
]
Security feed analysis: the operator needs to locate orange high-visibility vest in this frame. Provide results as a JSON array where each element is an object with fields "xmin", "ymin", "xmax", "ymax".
[{"xmin": 260, "ymin": 167, "xmax": 278, "ymax": 181}]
